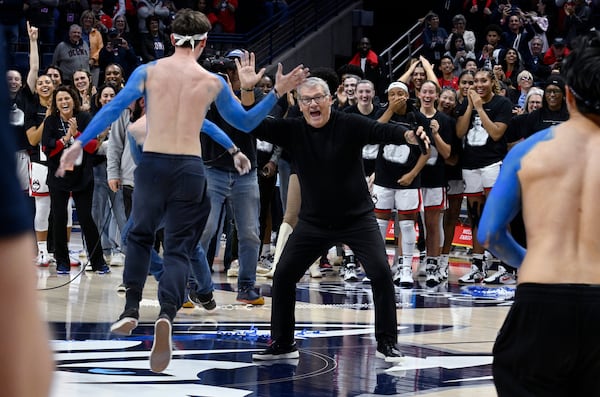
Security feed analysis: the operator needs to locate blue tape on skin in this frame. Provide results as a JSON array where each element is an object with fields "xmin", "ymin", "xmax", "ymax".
[
  {"xmin": 213, "ymin": 75, "xmax": 277, "ymax": 132},
  {"xmin": 78, "ymin": 63, "xmax": 150, "ymax": 145},
  {"xmin": 477, "ymin": 127, "xmax": 555, "ymax": 268}
]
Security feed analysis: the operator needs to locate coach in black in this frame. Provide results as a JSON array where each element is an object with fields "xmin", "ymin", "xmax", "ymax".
[{"xmin": 251, "ymin": 76, "xmax": 429, "ymax": 362}]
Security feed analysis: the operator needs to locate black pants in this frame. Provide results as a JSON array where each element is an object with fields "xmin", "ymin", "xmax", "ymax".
[
  {"xmin": 270, "ymin": 213, "xmax": 398, "ymax": 345},
  {"xmin": 493, "ymin": 283, "xmax": 600, "ymax": 396},
  {"xmin": 50, "ymin": 184, "xmax": 104, "ymax": 270}
]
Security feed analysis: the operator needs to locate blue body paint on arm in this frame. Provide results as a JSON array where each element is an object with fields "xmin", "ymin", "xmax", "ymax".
[
  {"xmin": 213, "ymin": 76, "xmax": 276, "ymax": 132},
  {"xmin": 478, "ymin": 127, "xmax": 554, "ymax": 268},
  {"xmin": 201, "ymin": 118, "xmax": 234, "ymax": 149},
  {"xmin": 77, "ymin": 64, "xmax": 149, "ymax": 145}
]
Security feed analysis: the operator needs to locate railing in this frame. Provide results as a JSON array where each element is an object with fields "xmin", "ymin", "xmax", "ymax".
[
  {"xmin": 379, "ymin": 20, "xmax": 424, "ymax": 84},
  {"xmin": 207, "ymin": 0, "xmax": 360, "ymax": 66}
]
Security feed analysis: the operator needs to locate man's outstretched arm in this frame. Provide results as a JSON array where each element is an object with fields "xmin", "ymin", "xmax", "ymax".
[
  {"xmin": 214, "ymin": 54, "xmax": 308, "ymax": 132},
  {"xmin": 56, "ymin": 64, "xmax": 149, "ymax": 176}
]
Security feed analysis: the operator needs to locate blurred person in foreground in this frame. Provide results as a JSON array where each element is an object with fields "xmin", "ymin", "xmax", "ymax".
[
  {"xmin": 0, "ymin": 31, "xmax": 54, "ymax": 397},
  {"xmin": 478, "ymin": 29, "xmax": 600, "ymax": 396}
]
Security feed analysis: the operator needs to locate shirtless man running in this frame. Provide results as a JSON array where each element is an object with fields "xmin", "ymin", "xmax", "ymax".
[
  {"xmin": 57, "ymin": 8, "xmax": 308, "ymax": 373},
  {"xmin": 478, "ymin": 30, "xmax": 600, "ymax": 396}
]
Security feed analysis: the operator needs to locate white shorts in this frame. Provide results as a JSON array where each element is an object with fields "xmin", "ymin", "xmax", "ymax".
[
  {"xmin": 422, "ymin": 187, "xmax": 446, "ymax": 210},
  {"xmin": 447, "ymin": 179, "xmax": 465, "ymax": 196},
  {"xmin": 463, "ymin": 161, "xmax": 502, "ymax": 195},
  {"xmin": 372, "ymin": 185, "xmax": 422, "ymax": 214}
]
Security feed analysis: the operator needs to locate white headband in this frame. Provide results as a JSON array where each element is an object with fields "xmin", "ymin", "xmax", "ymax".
[{"xmin": 172, "ymin": 32, "xmax": 207, "ymax": 51}]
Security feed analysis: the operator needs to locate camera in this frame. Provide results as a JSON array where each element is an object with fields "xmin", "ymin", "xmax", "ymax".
[{"xmin": 202, "ymin": 56, "xmax": 236, "ymax": 75}]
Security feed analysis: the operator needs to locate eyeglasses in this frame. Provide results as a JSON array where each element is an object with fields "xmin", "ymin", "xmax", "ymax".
[
  {"xmin": 545, "ymin": 89, "xmax": 562, "ymax": 95},
  {"xmin": 520, "ymin": 76, "xmax": 532, "ymax": 81},
  {"xmin": 299, "ymin": 95, "xmax": 328, "ymax": 106}
]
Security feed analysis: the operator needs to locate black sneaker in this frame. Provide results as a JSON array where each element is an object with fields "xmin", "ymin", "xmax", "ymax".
[
  {"xmin": 94, "ymin": 263, "xmax": 111, "ymax": 275},
  {"xmin": 252, "ymin": 341, "xmax": 299, "ymax": 360},
  {"xmin": 188, "ymin": 290, "xmax": 217, "ymax": 311},
  {"xmin": 110, "ymin": 308, "xmax": 139, "ymax": 335},
  {"xmin": 375, "ymin": 341, "xmax": 404, "ymax": 362}
]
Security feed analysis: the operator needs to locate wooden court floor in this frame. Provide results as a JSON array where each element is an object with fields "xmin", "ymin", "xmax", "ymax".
[{"xmin": 38, "ymin": 236, "xmax": 510, "ymax": 397}]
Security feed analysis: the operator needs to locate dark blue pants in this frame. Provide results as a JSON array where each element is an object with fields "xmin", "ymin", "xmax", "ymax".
[
  {"xmin": 271, "ymin": 213, "xmax": 398, "ymax": 345},
  {"xmin": 123, "ymin": 152, "xmax": 210, "ymax": 321}
]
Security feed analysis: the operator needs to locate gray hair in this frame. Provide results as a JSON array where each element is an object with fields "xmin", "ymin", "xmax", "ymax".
[
  {"xmin": 297, "ymin": 77, "xmax": 331, "ymax": 96},
  {"xmin": 452, "ymin": 14, "xmax": 466, "ymax": 25},
  {"xmin": 524, "ymin": 87, "xmax": 544, "ymax": 110}
]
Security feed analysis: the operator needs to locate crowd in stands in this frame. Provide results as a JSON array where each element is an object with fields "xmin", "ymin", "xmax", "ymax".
[{"xmin": 4, "ymin": 1, "xmax": 600, "ymax": 298}]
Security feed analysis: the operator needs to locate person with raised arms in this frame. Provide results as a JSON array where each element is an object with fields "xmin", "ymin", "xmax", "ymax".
[{"xmin": 56, "ymin": 8, "xmax": 308, "ymax": 373}]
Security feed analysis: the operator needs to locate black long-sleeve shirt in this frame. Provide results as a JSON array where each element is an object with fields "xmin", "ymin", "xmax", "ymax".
[{"xmin": 253, "ymin": 110, "xmax": 409, "ymax": 228}]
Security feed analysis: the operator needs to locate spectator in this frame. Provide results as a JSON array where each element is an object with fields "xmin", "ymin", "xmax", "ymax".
[
  {"xmin": 498, "ymin": 47, "xmax": 524, "ymax": 90},
  {"xmin": 500, "ymin": 10, "xmax": 535, "ymax": 60},
  {"xmin": 421, "ymin": 12, "xmax": 449, "ymax": 64},
  {"xmin": 113, "ymin": 13, "xmax": 138, "ymax": 55},
  {"xmin": 72, "ymin": 69, "xmax": 96, "ymax": 112},
  {"xmin": 514, "ymin": 69, "xmax": 535, "ymax": 110},
  {"xmin": 521, "ymin": 75, "xmax": 569, "ymax": 139},
  {"xmin": 91, "ymin": 82, "xmax": 128, "ymax": 267},
  {"xmin": 333, "ymin": 73, "xmax": 360, "ymax": 110},
  {"xmin": 99, "ymin": 27, "xmax": 139, "ymax": 80},
  {"xmin": 25, "ymin": 0, "xmax": 58, "ymax": 47},
  {"xmin": 476, "ymin": 24, "xmax": 505, "ymax": 69},
  {"xmin": 140, "ymin": 15, "xmax": 174, "ymax": 63},
  {"xmin": 455, "ymin": 67, "xmax": 513, "ymax": 283},
  {"xmin": 563, "ymin": 0, "xmax": 592, "ymax": 45},
  {"xmin": 90, "ymin": 0, "xmax": 113, "ymax": 32},
  {"xmin": 136, "ymin": 0, "xmax": 172, "ymax": 34},
  {"xmin": 543, "ymin": 36, "xmax": 571, "ymax": 72},
  {"xmin": 445, "ymin": 13, "xmax": 477, "ymax": 52},
  {"xmin": 348, "ymin": 37, "xmax": 385, "ymax": 99},
  {"xmin": 416, "ymin": 80, "xmax": 454, "ymax": 287},
  {"xmin": 445, "ymin": 33, "xmax": 476, "ymax": 75},
  {"xmin": 56, "ymin": 0, "xmax": 86, "ymax": 44},
  {"xmin": 437, "ymin": 54, "xmax": 459, "ymax": 89},
  {"xmin": 41, "ymin": 85, "xmax": 110, "ymax": 275},
  {"xmin": 523, "ymin": 34, "xmax": 551, "ymax": 82},
  {"xmin": 80, "ymin": 10, "xmax": 105, "ymax": 87},
  {"xmin": 206, "ymin": 0, "xmax": 238, "ymax": 33},
  {"xmin": 52, "ymin": 24, "xmax": 91, "ymax": 86}
]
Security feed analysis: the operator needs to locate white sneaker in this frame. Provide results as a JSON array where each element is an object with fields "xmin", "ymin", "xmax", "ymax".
[
  {"xmin": 111, "ymin": 252, "xmax": 125, "ymax": 266},
  {"xmin": 425, "ymin": 260, "xmax": 441, "ymax": 287},
  {"xmin": 344, "ymin": 265, "xmax": 359, "ymax": 282},
  {"xmin": 256, "ymin": 254, "xmax": 273, "ymax": 276},
  {"xmin": 226, "ymin": 259, "xmax": 239, "ymax": 277},
  {"xmin": 483, "ymin": 265, "xmax": 517, "ymax": 285},
  {"xmin": 439, "ymin": 256, "xmax": 449, "ymax": 280},
  {"xmin": 458, "ymin": 263, "xmax": 486, "ymax": 284},
  {"xmin": 36, "ymin": 251, "xmax": 50, "ymax": 267},
  {"xmin": 399, "ymin": 266, "xmax": 414, "ymax": 288}
]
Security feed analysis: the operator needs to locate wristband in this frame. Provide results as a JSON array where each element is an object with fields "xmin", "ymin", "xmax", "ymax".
[
  {"xmin": 241, "ymin": 87, "xmax": 254, "ymax": 92},
  {"xmin": 230, "ymin": 147, "xmax": 241, "ymax": 156},
  {"xmin": 272, "ymin": 87, "xmax": 281, "ymax": 99}
]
